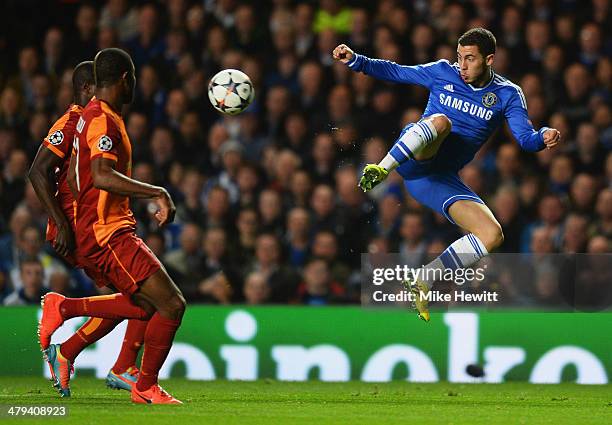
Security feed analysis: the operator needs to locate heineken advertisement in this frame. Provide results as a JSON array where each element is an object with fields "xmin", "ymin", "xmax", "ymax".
[{"xmin": 1, "ymin": 306, "xmax": 610, "ymax": 384}]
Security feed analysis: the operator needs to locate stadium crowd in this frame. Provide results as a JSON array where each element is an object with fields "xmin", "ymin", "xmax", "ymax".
[{"xmin": 0, "ymin": 0, "xmax": 610, "ymax": 307}]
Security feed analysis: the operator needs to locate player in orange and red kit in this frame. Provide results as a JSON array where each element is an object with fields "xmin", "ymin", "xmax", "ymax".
[
  {"xmin": 38, "ymin": 48, "xmax": 185, "ymax": 404},
  {"xmin": 29, "ymin": 61, "xmax": 148, "ymax": 397}
]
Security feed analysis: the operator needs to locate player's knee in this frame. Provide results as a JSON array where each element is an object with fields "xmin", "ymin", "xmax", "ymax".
[
  {"xmin": 131, "ymin": 294, "xmax": 156, "ymax": 319},
  {"xmin": 478, "ymin": 221, "xmax": 504, "ymax": 251},
  {"xmin": 164, "ymin": 293, "xmax": 186, "ymax": 319},
  {"xmin": 141, "ymin": 304, "xmax": 155, "ymax": 320},
  {"xmin": 430, "ymin": 113, "xmax": 452, "ymax": 136}
]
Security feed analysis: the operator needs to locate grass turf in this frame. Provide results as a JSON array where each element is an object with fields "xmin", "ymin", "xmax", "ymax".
[{"xmin": 0, "ymin": 377, "xmax": 610, "ymax": 425}]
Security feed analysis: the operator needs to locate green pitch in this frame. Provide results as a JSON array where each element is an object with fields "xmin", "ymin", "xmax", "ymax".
[{"xmin": 0, "ymin": 377, "xmax": 610, "ymax": 425}]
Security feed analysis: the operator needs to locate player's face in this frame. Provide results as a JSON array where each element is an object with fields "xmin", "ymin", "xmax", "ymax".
[
  {"xmin": 84, "ymin": 82, "xmax": 96, "ymax": 100},
  {"xmin": 457, "ymin": 45, "xmax": 494, "ymax": 84}
]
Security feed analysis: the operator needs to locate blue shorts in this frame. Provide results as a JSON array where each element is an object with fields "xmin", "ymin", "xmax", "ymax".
[
  {"xmin": 403, "ymin": 172, "xmax": 484, "ymax": 224},
  {"xmin": 393, "ymin": 122, "xmax": 484, "ymax": 224}
]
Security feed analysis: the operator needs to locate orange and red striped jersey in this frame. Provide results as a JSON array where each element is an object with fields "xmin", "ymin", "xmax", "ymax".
[
  {"xmin": 73, "ymin": 98, "xmax": 136, "ymax": 255},
  {"xmin": 42, "ymin": 104, "xmax": 83, "ymax": 242}
]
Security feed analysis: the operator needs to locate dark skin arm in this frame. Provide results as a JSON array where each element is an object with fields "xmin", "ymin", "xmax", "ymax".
[
  {"xmin": 28, "ymin": 145, "xmax": 75, "ymax": 257},
  {"xmin": 91, "ymin": 157, "xmax": 176, "ymax": 226},
  {"xmin": 67, "ymin": 150, "xmax": 78, "ymax": 201}
]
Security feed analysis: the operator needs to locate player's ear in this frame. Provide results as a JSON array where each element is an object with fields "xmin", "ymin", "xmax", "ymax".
[{"xmin": 486, "ymin": 53, "xmax": 494, "ymax": 67}]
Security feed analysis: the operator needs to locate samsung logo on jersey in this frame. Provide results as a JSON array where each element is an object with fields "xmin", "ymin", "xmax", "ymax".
[{"xmin": 439, "ymin": 93, "xmax": 494, "ymax": 121}]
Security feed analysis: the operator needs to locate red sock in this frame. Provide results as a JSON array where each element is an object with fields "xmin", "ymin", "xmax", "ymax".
[
  {"xmin": 111, "ymin": 319, "xmax": 148, "ymax": 374},
  {"xmin": 60, "ymin": 318, "xmax": 121, "ymax": 362},
  {"xmin": 136, "ymin": 313, "xmax": 181, "ymax": 391},
  {"xmin": 60, "ymin": 294, "xmax": 149, "ymax": 320}
]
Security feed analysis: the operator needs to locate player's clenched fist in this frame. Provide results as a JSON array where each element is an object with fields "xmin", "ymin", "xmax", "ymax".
[
  {"xmin": 332, "ymin": 44, "xmax": 354, "ymax": 63},
  {"xmin": 153, "ymin": 188, "xmax": 176, "ymax": 227},
  {"xmin": 543, "ymin": 128, "xmax": 561, "ymax": 149}
]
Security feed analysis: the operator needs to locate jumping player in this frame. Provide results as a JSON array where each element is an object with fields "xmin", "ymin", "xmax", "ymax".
[
  {"xmin": 29, "ymin": 61, "xmax": 148, "ymax": 396},
  {"xmin": 332, "ymin": 28, "xmax": 561, "ymax": 321},
  {"xmin": 38, "ymin": 48, "xmax": 185, "ymax": 404}
]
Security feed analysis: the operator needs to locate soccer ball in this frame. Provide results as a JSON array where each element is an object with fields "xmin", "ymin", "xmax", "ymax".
[{"xmin": 208, "ymin": 69, "xmax": 255, "ymax": 115}]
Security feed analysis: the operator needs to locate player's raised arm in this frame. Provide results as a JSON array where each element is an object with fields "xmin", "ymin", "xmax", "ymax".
[
  {"xmin": 28, "ymin": 146, "xmax": 75, "ymax": 257},
  {"xmin": 504, "ymin": 86, "xmax": 561, "ymax": 152},
  {"xmin": 90, "ymin": 157, "xmax": 176, "ymax": 226},
  {"xmin": 332, "ymin": 43, "xmax": 440, "ymax": 88}
]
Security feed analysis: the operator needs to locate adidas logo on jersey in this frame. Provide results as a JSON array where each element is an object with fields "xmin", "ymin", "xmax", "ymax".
[{"xmin": 444, "ymin": 84, "xmax": 454, "ymax": 92}]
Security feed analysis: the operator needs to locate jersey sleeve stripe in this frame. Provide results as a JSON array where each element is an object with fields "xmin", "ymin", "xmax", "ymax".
[
  {"xmin": 91, "ymin": 152, "xmax": 119, "ymax": 162},
  {"xmin": 42, "ymin": 141, "xmax": 65, "ymax": 158}
]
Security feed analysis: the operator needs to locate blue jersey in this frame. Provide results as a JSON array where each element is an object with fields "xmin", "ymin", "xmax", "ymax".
[{"xmin": 347, "ymin": 54, "xmax": 549, "ymax": 176}]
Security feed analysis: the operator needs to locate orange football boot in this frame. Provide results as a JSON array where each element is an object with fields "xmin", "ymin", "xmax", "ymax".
[
  {"xmin": 131, "ymin": 384, "xmax": 182, "ymax": 404},
  {"xmin": 38, "ymin": 292, "xmax": 66, "ymax": 350}
]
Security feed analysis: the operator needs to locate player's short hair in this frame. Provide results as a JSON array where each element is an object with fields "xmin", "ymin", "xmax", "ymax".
[
  {"xmin": 458, "ymin": 27, "xmax": 497, "ymax": 57},
  {"xmin": 94, "ymin": 48, "xmax": 134, "ymax": 87},
  {"xmin": 72, "ymin": 61, "xmax": 94, "ymax": 90}
]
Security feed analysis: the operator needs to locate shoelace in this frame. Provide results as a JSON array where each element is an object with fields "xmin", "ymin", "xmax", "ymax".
[
  {"xmin": 154, "ymin": 385, "xmax": 172, "ymax": 399},
  {"xmin": 126, "ymin": 367, "xmax": 139, "ymax": 377}
]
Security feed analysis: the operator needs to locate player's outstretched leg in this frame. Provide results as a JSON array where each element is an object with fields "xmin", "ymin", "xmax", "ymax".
[
  {"xmin": 38, "ymin": 293, "xmax": 151, "ymax": 351},
  {"xmin": 359, "ymin": 114, "xmax": 451, "ymax": 192},
  {"xmin": 130, "ymin": 269, "xmax": 186, "ymax": 404},
  {"xmin": 405, "ymin": 200, "xmax": 503, "ymax": 322},
  {"xmin": 106, "ymin": 319, "xmax": 148, "ymax": 391}
]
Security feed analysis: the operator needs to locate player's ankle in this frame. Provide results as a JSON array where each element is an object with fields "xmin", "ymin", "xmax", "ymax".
[
  {"xmin": 378, "ymin": 153, "xmax": 398, "ymax": 171},
  {"xmin": 112, "ymin": 367, "xmax": 127, "ymax": 375}
]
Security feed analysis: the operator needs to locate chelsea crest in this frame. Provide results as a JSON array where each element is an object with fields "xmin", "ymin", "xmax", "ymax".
[{"xmin": 482, "ymin": 92, "xmax": 497, "ymax": 107}]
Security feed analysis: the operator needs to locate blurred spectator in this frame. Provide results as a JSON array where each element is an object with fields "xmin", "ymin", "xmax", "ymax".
[
  {"xmin": 258, "ymin": 189, "xmax": 284, "ymax": 236},
  {"xmin": 48, "ymin": 269, "xmax": 75, "ymax": 297},
  {"xmin": 548, "ymin": 154, "xmax": 574, "ymax": 194},
  {"xmin": 234, "ymin": 208, "xmax": 258, "ymax": 264},
  {"xmin": 314, "ymin": 0, "xmax": 352, "ymax": 34},
  {"xmin": 311, "ymin": 230, "xmax": 351, "ymax": 285},
  {"xmin": 295, "ymin": 258, "xmax": 345, "ymax": 305},
  {"xmin": 99, "ymin": 0, "xmax": 139, "ymax": 43},
  {"xmin": 0, "ymin": 206, "xmax": 32, "ymax": 274},
  {"xmin": 572, "ymin": 122, "xmax": 605, "ymax": 174},
  {"xmin": 592, "ymin": 188, "xmax": 612, "ymax": 239},
  {"xmin": 197, "ymin": 227, "xmax": 237, "ymax": 303},
  {"xmin": 285, "ymin": 207, "xmax": 310, "ymax": 268},
  {"xmin": 375, "ymin": 193, "xmax": 402, "ymax": 244},
  {"xmin": 569, "ymin": 173, "xmax": 598, "ymax": 215},
  {"xmin": 560, "ymin": 63, "xmax": 592, "ymax": 126},
  {"xmin": 124, "ymin": 4, "xmax": 165, "ymax": 68},
  {"xmin": 247, "ymin": 233, "xmax": 298, "ymax": 303},
  {"xmin": 587, "ymin": 235, "xmax": 610, "ymax": 253},
  {"xmin": 4, "ymin": 257, "xmax": 48, "ymax": 306},
  {"xmin": 204, "ymin": 185, "xmax": 231, "ymax": 231},
  {"xmin": 71, "ymin": 4, "xmax": 99, "ymax": 62},
  {"xmin": 243, "ymin": 271, "xmax": 271, "ymax": 305},
  {"xmin": 562, "ymin": 213, "xmax": 589, "ymax": 253},
  {"xmin": 164, "ymin": 223, "xmax": 204, "ymax": 289},
  {"xmin": 9, "ymin": 225, "xmax": 66, "ymax": 291},
  {"xmin": 398, "ymin": 212, "xmax": 427, "ymax": 268},
  {"xmin": 492, "ymin": 186, "xmax": 524, "ymax": 253}
]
